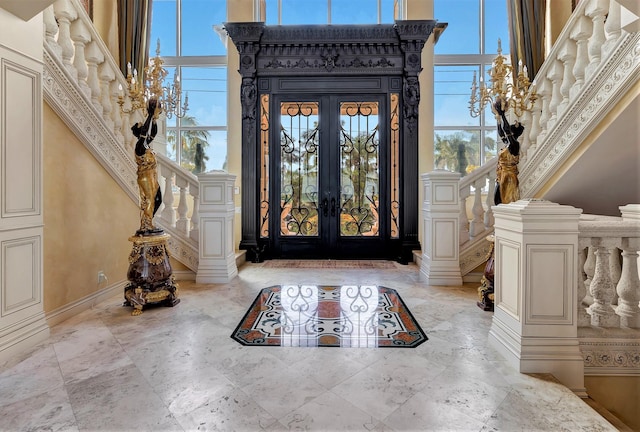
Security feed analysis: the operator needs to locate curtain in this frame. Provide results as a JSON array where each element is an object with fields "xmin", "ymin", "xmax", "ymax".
[
  {"xmin": 118, "ymin": 0, "xmax": 153, "ymax": 78},
  {"xmin": 507, "ymin": 0, "xmax": 546, "ymax": 80}
]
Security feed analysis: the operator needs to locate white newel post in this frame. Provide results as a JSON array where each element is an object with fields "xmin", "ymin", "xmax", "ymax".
[
  {"xmin": 488, "ymin": 199, "xmax": 586, "ymax": 396},
  {"xmin": 420, "ymin": 171, "xmax": 463, "ymax": 285},
  {"xmin": 196, "ymin": 171, "xmax": 238, "ymax": 283}
]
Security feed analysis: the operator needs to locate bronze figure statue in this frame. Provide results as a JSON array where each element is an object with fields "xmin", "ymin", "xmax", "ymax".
[
  {"xmin": 132, "ymin": 98, "xmax": 163, "ymax": 235},
  {"xmin": 493, "ymin": 97, "xmax": 524, "ymax": 205}
]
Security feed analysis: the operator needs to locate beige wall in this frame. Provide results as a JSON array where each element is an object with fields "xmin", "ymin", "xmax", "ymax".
[
  {"xmin": 585, "ymin": 376, "xmax": 640, "ymax": 431},
  {"xmin": 43, "ymin": 102, "xmax": 139, "ymax": 312},
  {"xmin": 91, "ymin": 0, "xmax": 119, "ymax": 64},
  {"xmin": 227, "ymin": 1, "xmax": 254, "ymax": 249}
]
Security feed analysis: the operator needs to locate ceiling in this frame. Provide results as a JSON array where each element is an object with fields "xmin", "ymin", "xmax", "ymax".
[{"xmin": 0, "ymin": 0, "xmax": 56, "ymax": 21}]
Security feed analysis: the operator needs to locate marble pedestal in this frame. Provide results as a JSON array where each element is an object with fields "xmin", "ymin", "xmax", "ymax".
[{"xmin": 123, "ymin": 232, "xmax": 180, "ymax": 315}]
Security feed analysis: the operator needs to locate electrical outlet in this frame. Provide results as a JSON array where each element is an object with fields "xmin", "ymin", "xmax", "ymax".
[{"xmin": 97, "ymin": 271, "xmax": 107, "ymax": 284}]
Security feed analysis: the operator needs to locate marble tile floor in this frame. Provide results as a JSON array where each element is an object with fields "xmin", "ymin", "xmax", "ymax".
[{"xmin": 0, "ymin": 262, "xmax": 617, "ymax": 431}]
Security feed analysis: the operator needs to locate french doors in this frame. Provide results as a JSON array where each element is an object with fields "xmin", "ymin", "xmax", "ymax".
[{"xmin": 271, "ymin": 94, "xmax": 394, "ymax": 259}]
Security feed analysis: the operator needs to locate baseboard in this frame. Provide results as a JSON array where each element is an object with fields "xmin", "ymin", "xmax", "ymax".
[
  {"xmin": 46, "ymin": 280, "xmax": 126, "ymax": 328},
  {"xmin": 463, "ymin": 271, "xmax": 483, "ymax": 283},
  {"xmin": 0, "ymin": 312, "xmax": 50, "ymax": 366},
  {"xmin": 173, "ymin": 270, "xmax": 196, "ymax": 281},
  {"xmin": 236, "ymin": 250, "xmax": 247, "ymax": 268},
  {"xmin": 584, "ymin": 398, "xmax": 635, "ymax": 431}
]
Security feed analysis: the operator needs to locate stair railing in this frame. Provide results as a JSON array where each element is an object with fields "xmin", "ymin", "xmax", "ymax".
[
  {"xmin": 43, "ymin": 0, "xmax": 199, "ymax": 270},
  {"xmin": 519, "ymin": 0, "xmax": 640, "ymax": 197}
]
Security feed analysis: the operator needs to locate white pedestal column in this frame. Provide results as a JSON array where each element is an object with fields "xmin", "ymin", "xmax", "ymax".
[
  {"xmin": 196, "ymin": 171, "xmax": 238, "ymax": 283},
  {"xmin": 420, "ymin": 171, "xmax": 463, "ymax": 285},
  {"xmin": 488, "ymin": 199, "xmax": 586, "ymax": 396}
]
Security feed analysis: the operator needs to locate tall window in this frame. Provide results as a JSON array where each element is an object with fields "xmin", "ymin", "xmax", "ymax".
[
  {"xmin": 263, "ymin": 0, "xmax": 401, "ymax": 24},
  {"xmin": 434, "ymin": 0, "xmax": 509, "ymax": 176},
  {"xmin": 149, "ymin": 0, "xmax": 228, "ymax": 173}
]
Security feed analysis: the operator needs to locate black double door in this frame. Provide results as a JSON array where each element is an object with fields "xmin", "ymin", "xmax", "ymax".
[{"xmin": 270, "ymin": 93, "xmax": 396, "ymax": 259}]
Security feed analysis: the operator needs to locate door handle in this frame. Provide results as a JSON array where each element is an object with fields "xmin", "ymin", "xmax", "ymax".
[
  {"xmin": 321, "ymin": 198, "xmax": 329, "ymax": 217},
  {"xmin": 331, "ymin": 197, "xmax": 336, "ymax": 216}
]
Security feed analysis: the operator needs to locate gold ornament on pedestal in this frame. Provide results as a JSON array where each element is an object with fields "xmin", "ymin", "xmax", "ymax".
[
  {"xmin": 118, "ymin": 41, "xmax": 189, "ymax": 315},
  {"xmin": 469, "ymin": 39, "xmax": 536, "ymax": 311}
]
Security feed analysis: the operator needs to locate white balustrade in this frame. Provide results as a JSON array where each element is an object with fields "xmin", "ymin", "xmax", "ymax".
[
  {"xmin": 458, "ymin": 160, "xmax": 497, "ymax": 248},
  {"xmin": 519, "ymin": 0, "xmax": 636, "ymax": 199},
  {"xmin": 579, "ymin": 209, "xmax": 640, "ymax": 329},
  {"xmin": 155, "ymin": 153, "xmax": 200, "ymax": 241}
]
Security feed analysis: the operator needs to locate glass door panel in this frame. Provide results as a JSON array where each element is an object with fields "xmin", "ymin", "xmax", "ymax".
[
  {"xmin": 279, "ymin": 102, "xmax": 320, "ymax": 237},
  {"xmin": 339, "ymin": 102, "xmax": 380, "ymax": 237}
]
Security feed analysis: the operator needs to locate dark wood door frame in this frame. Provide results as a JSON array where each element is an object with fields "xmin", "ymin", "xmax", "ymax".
[{"xmin": 225, "ymin": 21, "xmax": 436, "ymax": 263}]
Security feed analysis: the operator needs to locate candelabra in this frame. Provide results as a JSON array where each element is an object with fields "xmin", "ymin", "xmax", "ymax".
[
  {"xmin": 469, "ymin": 39, "xmax": 536, "ymax": 119},
  {"xmin": 118, "ymin": 40, "xmax": 188, "ymax": 119}
]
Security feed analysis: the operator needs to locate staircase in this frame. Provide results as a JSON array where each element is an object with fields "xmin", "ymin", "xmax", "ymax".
[
  {"xmin": 457, "ymin": 0, "xmax": 640, "ymax": 276},
  {"xmin": 42, "ymin": 0, "xmax": 199, "ymax": 271}
]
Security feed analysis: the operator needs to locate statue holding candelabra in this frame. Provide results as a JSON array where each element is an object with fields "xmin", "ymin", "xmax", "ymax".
[
  {"xmin": 468, "ymin": 39, "xmax": 536, "ymax": 311},
  {"xmin": 118, "ymin": 40, "xmax": 188, "ymax": 315}
]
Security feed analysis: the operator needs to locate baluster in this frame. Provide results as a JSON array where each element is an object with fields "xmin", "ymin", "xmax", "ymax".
[
  {"xmin": 577, "ymin": 245, "xmax": 591, "ymax": 326},
  {"xmin": 583, "ymin": 245, "xmax": 596, "ymax": 306},
  {"xmin": 190, "ymin": 186, "xmax": 200, "ymax": 242},
  {"xmin": 109, "ymin": 81, "xmax": 125, "ymax": 146},
  {"xmin": 537, "ymin": 78, "xmax": 552, "ymax": 141},
  {"xmin": 519, "ymin": 110, "xmax": 532, "ymax": 164},
  {"xmin": 558, "ymin": 39, "xmax": 577, "ymax": 117},
  {"xmin": 603, "ymin": 0, "xmax": 621, "ymax": 55},
  {"xmin": 98, "ymin": 63, "xmax": 115, "ymax": 131},
  {"xmin": 459, "ymin": 186, "xmax": 470, "ymax": 245},
  {"xmin": 85, "ymin": 41, "xmax": 103, "ymax": 114},
  {"xmin": 526, "ymin": 96, "xmax": 541, "ymax": 161},
  {"xmin": 570, "ymin": 15, "xmax": 592, "ymax": 101},
  {"xmin": 175, "ymin": 177, "xmax": 190, "ymax": 234},
  {"xmin": 484, "ymin": 172, "xmax": 495, "ymax": 229},
  {"xmin": 70, "ymin": 18, "xmax": 91, "ymax": 98},
  {"xmin": 43, "ymin": 6, "xmax": 61, "ymax": 57},
  {"xmin": 587, "ymin": 241, "xmax": 621, "ymax": 327},
  {"xmin": 546, "ymin": 60, "xmax": 563, "ymax": 128},
  {"xmin": 609, "ymin": 247, "xmax": 621, "ymax": 305},
  {"xmin": 469, "ymin": 179, "xmax": 484, "ymax": 238},
  {"xmin": 585, "ymin": 0, "xmax": 608, "ymax": 80},
  {"xmin": 53, "ymin": 0, "xmax": 78, "ymax": 79},
  {"xmin": 616, "ymin": 239, "xmax": 640, "ymax": 328},
  {"xmin": 161, "ymin": 169, "xmax": 176, "ymax": 226}
]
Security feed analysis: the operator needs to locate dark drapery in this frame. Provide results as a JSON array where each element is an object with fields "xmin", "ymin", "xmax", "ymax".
[
  {"xmin": 118, "ymin": 0, "xmax": 153, "ymax": 78},
  {"xmin": 507, "ymin": 0, "xmax": 546, "ymax": 79}
]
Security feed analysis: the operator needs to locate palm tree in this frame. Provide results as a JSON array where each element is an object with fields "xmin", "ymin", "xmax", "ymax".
[
  {"xmin": 434, "ymin": 131, "xmax": 481, "ymax": 176},
  {"xmin": 166, "ymin": 115, "xmax": 210, "ymax": 174}
]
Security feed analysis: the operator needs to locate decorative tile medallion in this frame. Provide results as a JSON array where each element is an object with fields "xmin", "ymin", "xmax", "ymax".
[{"xmin": 231, "ymin": 285, "xmax": 427, "ymax": 348}]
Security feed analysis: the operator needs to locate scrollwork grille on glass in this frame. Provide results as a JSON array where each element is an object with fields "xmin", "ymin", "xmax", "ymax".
[
  {"xmin": 260, "ymin": 94, "xmax": 270, "ymax": 238},
  {"xmin": 390, "ymin": 93, "xmax": 400, "ymax": 238},
  {"xmin": 280, "ymin": 102, "xmax": 320, "ymax": 236},
  {"xmin": 339, "ymin": 102, "xmax": 380, "ymax": 237}
]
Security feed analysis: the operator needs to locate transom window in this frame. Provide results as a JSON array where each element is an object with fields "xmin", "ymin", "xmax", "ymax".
[
  {"xmin": 261, "ymin": 0, "xmax": 402, "ymax": 24},
  {"xmin": 434, "ymin": 0, "xmax": 509, "ymax": 176}
]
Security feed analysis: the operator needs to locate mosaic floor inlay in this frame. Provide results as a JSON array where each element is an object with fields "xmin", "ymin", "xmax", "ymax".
[{"xmin": 231, "ymin": 285, "xmax": 427, "ymax": 348}]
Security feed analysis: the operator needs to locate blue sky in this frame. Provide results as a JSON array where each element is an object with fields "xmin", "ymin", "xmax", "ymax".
[{"xmin": 149, "ymin": 0, "xmax": 510, "ymax": 169}]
